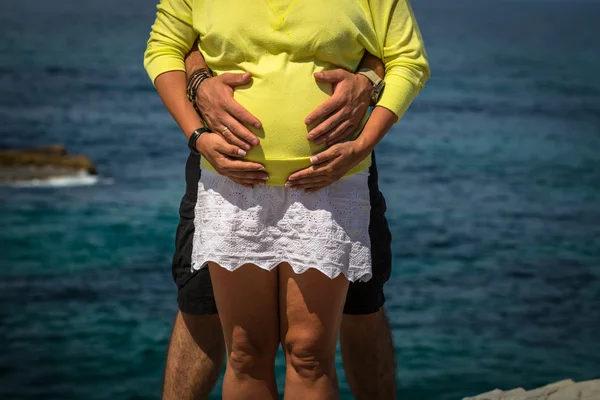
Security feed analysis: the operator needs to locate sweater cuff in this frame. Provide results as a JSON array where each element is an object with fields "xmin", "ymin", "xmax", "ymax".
[
  {"xmin": 376, "ymin": 75, "xmax": 420, "ymax": 121},
  {"xmin": 145, "ymin": 56, "xmax": 186, "ymax": 86}
]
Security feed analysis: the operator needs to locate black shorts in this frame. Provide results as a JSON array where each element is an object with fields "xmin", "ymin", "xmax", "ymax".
[{"xmin": 172, "ymin": 152, "xmax": 392, "ymax": 315}]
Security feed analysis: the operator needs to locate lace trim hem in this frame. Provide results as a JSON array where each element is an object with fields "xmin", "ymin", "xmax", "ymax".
[{"xmin": 191, "ymin": 258, "xmax": 372, "ymax": 283}]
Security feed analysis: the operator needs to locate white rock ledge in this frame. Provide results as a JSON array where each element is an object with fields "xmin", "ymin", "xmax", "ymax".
[{"xmin": 464, "ymin": 379, "xmax": 600, "ymax": 400}]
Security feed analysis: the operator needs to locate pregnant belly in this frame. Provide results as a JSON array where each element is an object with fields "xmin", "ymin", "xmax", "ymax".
[
  {"xmin": 238, "ymin": 71, "xmax": 332, "ymax": 157},
  {"xmin": 200, "ymin": 64, "xmax": 370, "ymax": 185}
]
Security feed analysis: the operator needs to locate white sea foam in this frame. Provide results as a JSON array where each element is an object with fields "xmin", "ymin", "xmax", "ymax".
[{"xmin": 5, "ymin": 171, "xmax": 113, "ymax": 188}]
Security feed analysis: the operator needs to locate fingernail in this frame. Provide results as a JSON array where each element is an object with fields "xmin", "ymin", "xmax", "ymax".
[
  {"xmin": 306, "ymin": 134, "xmax": 314, "ymax": 140},
  {"xmin": 310, "ymin": 156, "xmax": 318, "ymax": 164},
  {"xmin": 238, "ymin": 149, "xmax": 246, "ymax": 156},
  {"xmin": 259, "ymin": 167, "xmax": 265, "ymax": 171},
  {"xmin": 315, "ymin": 138, "xmax": 324, "ymax": 144},
  {"xmin": 305, "ymin": 119, "xmax": 313, "ymax": 125},
  {"xmin": 261, "ymin": 175, "xmax": 269, "ymax": 180},
  {"xmin": 244, "ymin": 144, "xmax": 251, "ymax": 150},
  {"xmin": 251, "ymin": 139, "xmax": 259, "ymax": 145},
  {"xmin": 254, "ymin": 122, "xmax": 262, "ymax": 128},
  {"xmin": 285, "ymin": 182, "xmax": 292, "ymax": 187},
  {"xmin": 314, "ymin": 72, "xmax": 323, "ymax": 78}
]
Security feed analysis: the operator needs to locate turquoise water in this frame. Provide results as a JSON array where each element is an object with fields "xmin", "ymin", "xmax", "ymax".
[{"xmin": 1, "ymin": 0, "xmax": 599, "ymax": 398}]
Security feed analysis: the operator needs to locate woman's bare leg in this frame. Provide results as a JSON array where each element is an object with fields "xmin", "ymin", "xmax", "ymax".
[
  {"xmin": 208, "ymin": 263, "xmax": 280, "ymax": 400},
  {"xmin": 279, "ymin": 263, "xmax": 350, "ymax": 400}
]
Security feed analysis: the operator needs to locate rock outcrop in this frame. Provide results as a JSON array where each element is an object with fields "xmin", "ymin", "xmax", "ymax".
[
  {"xmin": 0, "ymin": 145, "xmax": 97, "ymax": 182},
  {"xmin": 464, "ymin": 379, "xmax": 600, "ymax": 400}
]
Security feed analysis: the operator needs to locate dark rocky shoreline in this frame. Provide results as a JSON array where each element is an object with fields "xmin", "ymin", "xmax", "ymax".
[{"xmin": 0, "ymin": 145, "xmax": 97, "ymax": 182}]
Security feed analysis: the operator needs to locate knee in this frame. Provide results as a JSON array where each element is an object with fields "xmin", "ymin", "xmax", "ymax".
[
  {"xmin": 228, "ymin": 329, "xmax": 278, "ymax": 377},
  {"xmin": 285, "ymin": 334, "xmax": 335, "ymax": 381}
]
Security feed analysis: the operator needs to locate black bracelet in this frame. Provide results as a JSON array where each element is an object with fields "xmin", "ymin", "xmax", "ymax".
[{"xmin": 188, "ymin": 127, "xmax": 211, "ymax": 155}]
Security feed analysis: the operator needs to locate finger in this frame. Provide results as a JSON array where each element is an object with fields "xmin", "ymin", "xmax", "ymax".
[
  {"xmin": 201, "ymin": 114, "xmax": 221, "ymax": 135},
  {"xmin": 222, "ymin": 114, "xmax": 260, "ymax": 146},
  {"xmin": 218, "ymin": 72, "xmax": 252, "ymax": 87},
  {"xmin": 218, "ymin": 158, "xmax": 265, "ymax": 172},
  {"xmin": 227, "ymin": 170, "xmax": 269, "ymax": 181},
  {"xmin": 287, "ymin": 164, "xmax": 329, "ymax": 181},
  {"xmin": 215, "ymin": 140, "xmax": 248, "ymax": 158},
  {"xmin": 313, "ymin": 69, "xmax": 346, "ymax": 84},
  {"xmin": 286, "ymin": 176, "xmax": 329, "ymax": 187},
  {"xmin": 323, "ymin": 119, "xmax": 353, "ymax": 145},
  {"xmin": 226, "ymin": 101, "xmax": 262, "ymax": 130},
  {"xmin": 229, "ymin": 177, "xmax": 266, "ymax": 187},
  {"xmin": 218, "ymin": 123, "xmax": 252, "ymax": 150},
  {"xmin": 307, "ymin": 108, "xmax": 346, "ymax": 142},
  {"xmin": 305, "ymin": 96, "xmax": 343, "ymax": 126},
  {"xmin": 306, "ymin": 147, "xmax": 340, "ymax": 166}
]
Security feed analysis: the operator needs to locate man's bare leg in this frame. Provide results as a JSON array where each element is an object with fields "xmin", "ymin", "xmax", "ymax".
[
  {"xmin": 162, "ymin": 311, "xmax": 225, "ymax": 400},
  {"xmin": 340, "ymin": 309, "xmax": 396, "ymax": 400}
]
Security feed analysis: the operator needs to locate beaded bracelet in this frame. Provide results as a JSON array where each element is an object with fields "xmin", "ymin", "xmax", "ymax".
[{"xmin": 186, "ymin": 68, "xmax": 213, "ymax": 105}]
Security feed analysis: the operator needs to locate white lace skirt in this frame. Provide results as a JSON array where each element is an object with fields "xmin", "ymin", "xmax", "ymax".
[{"xmin": 191, "ymin": 169, "xmax": 372, "ymax": 282}]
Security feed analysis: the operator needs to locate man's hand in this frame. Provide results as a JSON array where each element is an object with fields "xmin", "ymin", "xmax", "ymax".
[
  {"xmin": 285, "ymin": 141, "xmax": 369, "ymax": 193},
  {"xmin": 305, "ymin": 70, "xmax": 373, "ymax": 146},
  {"xmin": 196, "ymin": 132, "xmax": 268, "ymax": 188},
  {"xmin": 195, "ymin": 72, "xmax": 262, "ymax": 151}
]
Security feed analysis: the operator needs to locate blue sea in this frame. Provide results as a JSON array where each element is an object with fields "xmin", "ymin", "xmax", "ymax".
[{"xmin": 1, "ymin": 0, "xmax": 599, "ymax": 398}]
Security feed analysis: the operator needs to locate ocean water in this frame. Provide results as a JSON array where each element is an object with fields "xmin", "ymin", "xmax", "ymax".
[{"xmin": 1, "ymin": 0, "xmax": 599, "ymax": 398}]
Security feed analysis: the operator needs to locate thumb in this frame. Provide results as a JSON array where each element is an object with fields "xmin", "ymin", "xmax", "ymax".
[
  {"xmin": 309, "ymin": 147, "xmax": 339, "ymax": 165},
  {"xmin": 314, "ymin": 69, "xmax": 346, "ymax": 83},
  {"xmin": 219, "ymin": 72, "xmax": 252, "ymax": 87}
]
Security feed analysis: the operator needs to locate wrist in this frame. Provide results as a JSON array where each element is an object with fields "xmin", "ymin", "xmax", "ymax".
[
  {"xmin": 186, "ymin": 68, "xmax": 213, "ymax": 109},
  {"xmin": 352, "ymin": 135, "xmax": 375, "ymax": 159},
  {"xmin": 188, "ymin": 127, "xmax": 211, "ymax": 155},
  {"xmin": 355, "ymin": 73, "xmax": 373, "ymax": 100},
  {"xmin": 356, "ymin": 68, "xmax": 385, "ymax": 106}
]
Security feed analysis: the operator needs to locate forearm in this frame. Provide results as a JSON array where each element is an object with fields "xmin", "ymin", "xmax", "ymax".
[
  {"xmin": 357, "ymin": 52, "xmax": 385, "ymax": 79},
  {"xmin": 354, "ymin": 106, "xmax": 397, "ymax": 155},
  {"xmin": 154, "ymin": 70, "xmax": 204, "ymax": 139},
  {"xmin": 184, "ymin": 41, "xmax": 209, "ymax": 79},
  {"xmin": 353, "ymin": 54, "xmax": 395, "ymax": 155}
]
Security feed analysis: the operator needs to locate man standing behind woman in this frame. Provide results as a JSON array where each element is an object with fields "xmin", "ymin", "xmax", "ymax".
[{"xmin": 145, "ymin": 1, "xmax": 429, "ymax": 399}]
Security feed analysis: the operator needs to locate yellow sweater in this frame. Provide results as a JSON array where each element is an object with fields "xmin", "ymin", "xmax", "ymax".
[{"xmin": 145, "ymin": 0, "xmax": 429, "ymax": 185}]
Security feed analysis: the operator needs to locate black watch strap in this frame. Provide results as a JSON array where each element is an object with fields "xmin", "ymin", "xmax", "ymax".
[{"xmin": 188, "ymin": 127, "xmax": 211, "ymax": 155}]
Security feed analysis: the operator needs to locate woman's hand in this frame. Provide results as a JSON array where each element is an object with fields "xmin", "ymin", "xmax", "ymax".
[
  {"xmin": 285, "ymin": 141, "xmax": 370, "ymax": 193},
  {"xmin": 287, "ymin": 106, "xmax": 398, "ymax": 193},
  {"xmin": 305, "ymin": 70, "xmax": 373, "ymax": 146},
  {"xmin": 196, "ymin": 132, "xmax": 268, "ymax": 188}
]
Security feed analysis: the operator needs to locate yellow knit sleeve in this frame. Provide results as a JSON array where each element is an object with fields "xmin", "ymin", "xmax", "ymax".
[
  {"xmin": 143, "ymin": 0, "xmax": 197, "ymax": 85},
  {"xmin": 369, "ymin": 0, "xmax": 430, "ymax": 120}
]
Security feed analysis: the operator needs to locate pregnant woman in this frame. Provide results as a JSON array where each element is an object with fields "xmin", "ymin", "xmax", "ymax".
[{"xmin": 145, "ymin": 1, "xmax": 429, "ymax": 398}]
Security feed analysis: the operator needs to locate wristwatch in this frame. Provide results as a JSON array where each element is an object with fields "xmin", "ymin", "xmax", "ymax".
[
  {"xmin": 357, "ymin": 68, "xmax": 385, "ymax": 106},
  {"xmin": 188, "ymin": 127, "xmax": 211, "ymax": 155}
]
